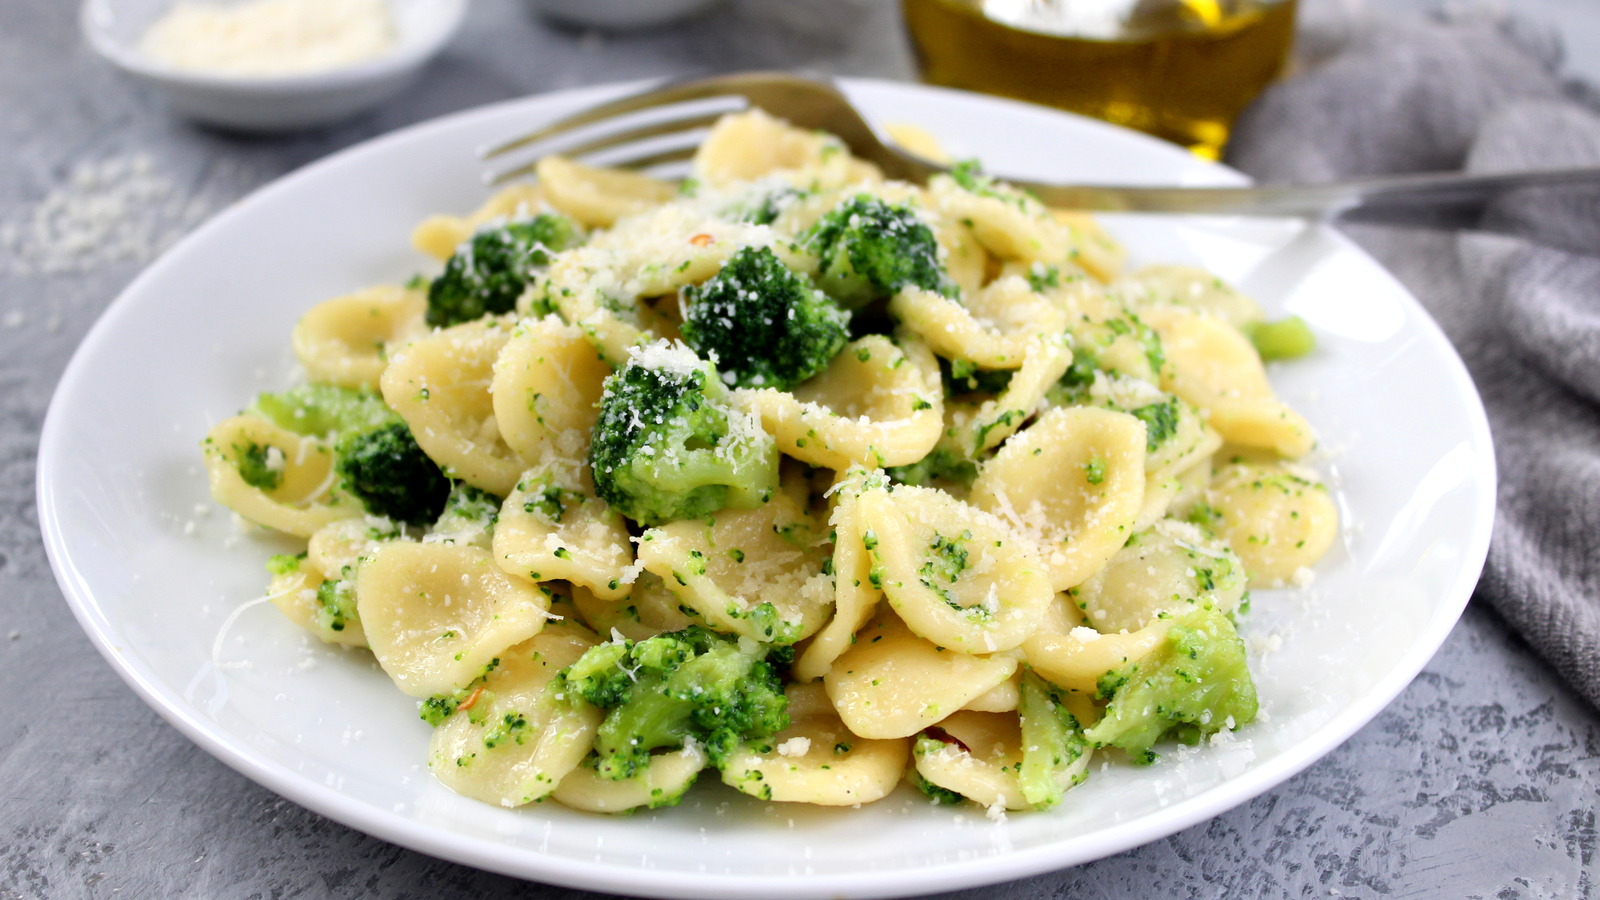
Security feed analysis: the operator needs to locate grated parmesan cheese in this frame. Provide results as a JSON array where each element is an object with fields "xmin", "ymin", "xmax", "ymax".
[
  {"xmin": 776, "ymin": 737, "xmax": 811, "ymax": 758},
  {"xmin": 0, "ymin": 153, "xmax": 218, "ymax": 279},
  {"xmin": 139, "ymin": 0, "xmax": 397, "ymax": 77},
  {"xmin": 625, "ymin": 338, "xmax": 705, "ymax": 379}
]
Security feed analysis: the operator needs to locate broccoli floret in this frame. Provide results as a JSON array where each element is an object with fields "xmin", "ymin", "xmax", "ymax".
[
  {"xmin": 248, "ymin": 383, "xmax": 449, "ymax": 525},
  {"xmin": 1083, "ymin": 606, "xmax": 1258, "ymax": 764},
  {"xmin": 1016, "ymin": 673, "xmax": 1091, "ymax": 808},
  {"xmin": 427, "ymin": 214, "xmax": 583, "ymax": 327},
  {"xmin": 803, "ymin": 195, "xmax": 951, "ymax": 307},
  {"xmin": 249, "ymin": 383, "xmax": 393, "ymax": 439},
  {"xmin": 336, "ymin": 420, "xmax": 451, "ymax": 525},
  {"xmin": 588, "ymin": 341, "xmax": 779, "ymax": 526},
  {"xmin": 679, "ymin": 245, "xmax": 850, "ymax": 389},
  {"xmin": 232, "ymin": 441, "xmax": 285, "ymax": 490},
  {"xmin": 558, "ymin": 625, "xmax": 790, "ymax": 780}
]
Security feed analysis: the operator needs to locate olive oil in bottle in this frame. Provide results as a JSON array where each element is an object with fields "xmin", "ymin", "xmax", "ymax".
[{"xmin": 900, "ymin": 0, "xmax": 1297, "ymax": 158}]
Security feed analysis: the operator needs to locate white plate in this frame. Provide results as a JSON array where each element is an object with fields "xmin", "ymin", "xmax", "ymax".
[{"xmin": 37, "ymin": 79, "xmax": 1495, "ymax": 899}]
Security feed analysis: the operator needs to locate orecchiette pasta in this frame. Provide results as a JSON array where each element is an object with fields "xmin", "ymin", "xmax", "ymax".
[
  {"xmin": 292, "ymin": 284, "xmax": 428, "ymax": 390},
  {"xmin": 737, "ymin": 334, "xmax": 944, "ymax": 470},
  {"xmin": 825, "ymin": 608, "xmax": 1020, "ymax": 739},
  {"xmin": 357, "ymin": 542, "xmax": 554, "ymax": 697},
  {"xmin": 494, "ymin": 462, "xmax": 632, "ymax": 601},
  {"xmin": 533, "ymin": 155, "xmax": 676, "ymax": 229},
  {"xmin": 490, "ymin": 315, "xmax": 612, "ymax": 468},
  {"xmin": 792, "ymin": 474, "xmax": 881, "ymax": 682},
  {"xmin": 265, "ymin": 558, "xmax": 367, "ymax": 648},
  {"xmin": 1202, "ymin": 460, "xmax": 1339, "ymax": 587},
  {"xmin": 970, "ymin": 406, "xmax": 1148, "ymax": 591},
  {"xmin": 720, "ymin": 684, "xmax": 909, "ymax": 805},
  {"xmin": 202, "ymin": 416, "xmax": 356, "ymax": 538},
  {"xmin": 636, "ymin": 490, "xmax": 832, "ymax": 643},
  {"xmin": 553, "ymin": 742, "xmax": 708, "ymax": 813},
  {"xmin": 1070, "ymin": 519, "xmax": 1247, "ymax": 633},
  {"xmin": 203, "ymin": 108, "xmax": 1338, "ymax": 819},
  {"xmin": 1141, "ymin": 305, "xmax": 1315, "ymax": 457},
  {"xmin": 911, "ymin": 710, "xmax": 1032, "ymax": 811},
  {"xmin": 380, "ymin": 318, "xmax": 524, "ymax": 497},
  {"xmin": 858, "ymin": 485, "xmax": 1052, "ymax": 653},
  {"xmin": 891, "ymin": 282, "xmax": 1066, "ymax": 369},
  {"xmin": 429, "ymin": 612, "xmax": 601, "ymax": 807}
]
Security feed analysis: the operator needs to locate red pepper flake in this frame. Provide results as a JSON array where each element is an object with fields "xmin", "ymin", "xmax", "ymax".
[
  {"xmin": 922, "ymin": 726, "xmax": 970, "ymax": 754},
  {"xmin": 689, "ymin": 233, "xmax": 714, "ymax": 247},
  {"xmin": 457, "ymin": 684, "xmax": 485, "ymax": 712}
]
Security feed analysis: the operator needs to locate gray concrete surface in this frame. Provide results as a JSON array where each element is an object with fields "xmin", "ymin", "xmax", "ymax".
[{"xmin": 2, "ymin": 1, "xmax": 1597, "ymax": 898}]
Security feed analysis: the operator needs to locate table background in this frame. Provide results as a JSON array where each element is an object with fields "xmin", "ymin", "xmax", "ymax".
[{"xmin": 3, "ymin": 1, "xmax": 1598, "ymax": 898}]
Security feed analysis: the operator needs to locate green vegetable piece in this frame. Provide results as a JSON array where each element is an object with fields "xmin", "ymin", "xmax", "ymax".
[
  {"xmin": 1246, "ymin": 315, "xmax": 1316, "ymax": 361},
  {"xmin": 1082, "ymin": 457, "xmax": 1107, "ymax": 485},
  {"xmin": 887, "ymin": 446, "xmax": 980, "ymax": 489},
  {"xmin": 803, "ymin": 194, "xmax": 952, "ymax": 307},
  {"xmin": 1026, "ymin": 263, "xmax": 1061, "ymax": 292},
  {"xmin": 314, "ymin": 576, "xmax": 358, "ymax": 634},
  {"xmin": 1130, "ymin": 398, "xmax": 1180, "ymax": 454},
  {"xmin": 680, "ymin": 245, "xmax": 850, "ymax": 390},
  {"xmin": 1016, "ymin": 673, "xmax": 1091, "ymax": 808},
  {"xmin": 336, "ymin": 420, "xmax": 451, "ymax": 525},
  {"xmin": 948, "ymin": 159, "xmax": 1040, "ymax": 210},
  {"xmin": 918, "ymin": 529, "xmax": 974, "ymax": 616},
  {"xmin": 941, "ymin": 356, "xmax": 1014, "ymax": 396},
  {"xmin": 266, "ymin": 552, "xmax": 305, "ymax": 576},
  {"xmin": 233, "ymin": 441, "xmax": 283, "ymax": 491},
  {"xmin": 558, "ymin": 625, "xmax": 790, "ymax": 780},
  {"xmin": 587, "ymin": 342, "xmax": 779, "ymax": 526},
  {"xmin": 1083, "ymin": 607, "xmax": 1258, "ymax": 763},
  {"xmin": 426, "ymin": 214, "xmax": 583, "ymax": 327},
  {"xmin": 249, "ymin": 383, "xmax": 392, "ymax": 439}
]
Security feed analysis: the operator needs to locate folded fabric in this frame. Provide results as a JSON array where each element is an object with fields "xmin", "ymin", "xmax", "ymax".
[{"xmin": 1226, "ymin": 6, "xmax": 1600, "ymax": 710}]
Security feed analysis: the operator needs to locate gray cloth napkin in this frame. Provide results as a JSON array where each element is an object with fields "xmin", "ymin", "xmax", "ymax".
[{"xmin": 1225, "ymin": 9, "xmax": 1600, "ymax": 709}]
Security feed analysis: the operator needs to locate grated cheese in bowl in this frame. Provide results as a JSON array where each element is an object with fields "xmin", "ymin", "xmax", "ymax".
[
  {"xmin": 84, "ymin": 0, "xmax": 466, "ymax": 129},
  {"xmin": 139, "ymin": 0, "xmax": 397, "ymax": 77}
]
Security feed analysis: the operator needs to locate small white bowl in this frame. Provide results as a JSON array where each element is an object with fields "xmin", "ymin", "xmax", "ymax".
[
  {"xmin": 524, "ymin": 0, "xmax": 721, "ymax": 30},
  {"xmin": 82, "ymin": 0, "xmax": 467, "ymax": 132}
]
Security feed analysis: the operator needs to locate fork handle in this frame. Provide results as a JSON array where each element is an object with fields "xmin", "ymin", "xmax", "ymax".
[{"xmin": 1012, "ymin": 167, "xmax": 1600, "ymax": 247}]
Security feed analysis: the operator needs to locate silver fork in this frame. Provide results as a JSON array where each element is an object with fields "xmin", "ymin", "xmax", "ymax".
[{"xmin": 482, "ymin": 72, "xmax": 1600, "ymax": 246}]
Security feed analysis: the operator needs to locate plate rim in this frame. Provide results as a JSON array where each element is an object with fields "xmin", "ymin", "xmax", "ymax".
[{"xmin": 36, "ymin": 76, "xmax": 1497, "ymax": 899}]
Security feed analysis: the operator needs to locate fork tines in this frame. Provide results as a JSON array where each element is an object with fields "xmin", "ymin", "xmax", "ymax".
[{"xmin": 481, "ymin": 79, "xmax": 770, "ymax": 186}]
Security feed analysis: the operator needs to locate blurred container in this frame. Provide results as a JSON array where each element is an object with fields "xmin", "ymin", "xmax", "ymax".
[
  {"xmin": 83, "ymin": 0, "xmax": 466, "ymax": 132},
  {"xmin": 901, "ymin": 0, "xmax": 1297, "ymax": 158},
  {"xmin": 524, "ymin": 0, "xmax": 721, "ymax": 30}
]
